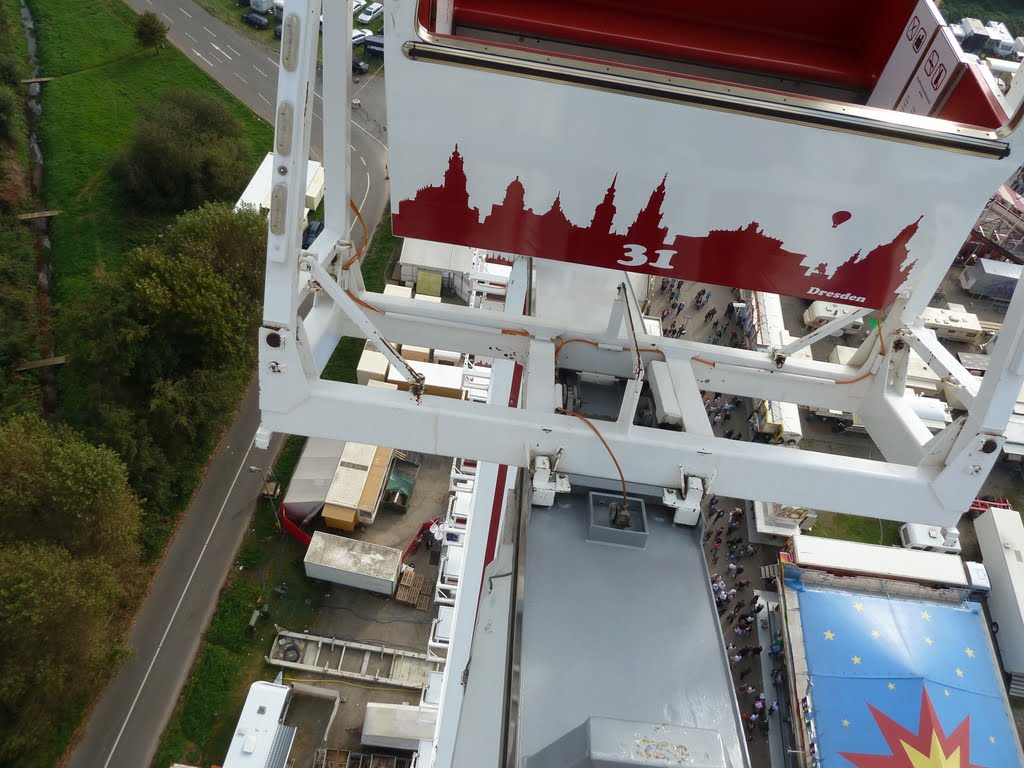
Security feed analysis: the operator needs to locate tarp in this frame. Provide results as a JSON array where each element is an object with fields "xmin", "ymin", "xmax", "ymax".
[
  {"xmin": 786, "ymin": 569, "xmax": 1022, "ymax": 767},
  {"xmin": 281, "ymin": 437, "xmax": 345, "ymax": 525}
]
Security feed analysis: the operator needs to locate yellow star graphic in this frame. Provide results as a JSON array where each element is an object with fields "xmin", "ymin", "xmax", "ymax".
[
  {"xmin": 924, "ymin": 636, "xmax": 934, "ymax": 646},
  {"xmin": 888, "ymin": 682, "xmax": 896, "ymax": 690},
  {"xmin": 853, "ymin": 602, "xmax": 864, "ymax": 612},
  {"xmin": 964, "ymin": 647, "xmax": 975, "ymax": 658},
  {"xmin": 842, "ymin": 719, "xmax": 850, "ymax": 727},
  {"xmin": 901, "ymin": 732, "xmax": 962, "ymax": 768},
  {"xmin": 955, "ymin": 667, "xmax": 964, "ymax": 678},
  {"xmin": 871, "ymin": 629, "xmax": 881, "ymax": 639},
  {"xmin": 990, "ymin": 736, "xmax": 996, "ymax": 744},
  {"xmin": 824, "ymin": 630, "xmax": 835, "ymax": 640},
  {"xmin": 944, "ymin": 690, "xmax": 950, "ymax": 697},
  {"xmin": 921, "ymin": 611, "xmax": 931, "ymax": 621},
  {"xmin": 852, "ymin": 656, "xmax": 862, "ymax": 665}
]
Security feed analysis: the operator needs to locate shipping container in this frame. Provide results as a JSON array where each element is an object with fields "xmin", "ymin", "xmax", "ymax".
[
  {"xmin": 303, "ymin": 531, "xmax": 403, "ymax": 594},
  {"xmin": 959, "ymin": 257, "xmax": 1021, "ymax": 301}
]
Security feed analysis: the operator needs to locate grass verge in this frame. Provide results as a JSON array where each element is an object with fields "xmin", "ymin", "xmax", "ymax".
[
  {"xmin": 29, "ymin": 0, "xmax": 272, "ymax": 306},
  {"xmin": 809, "ymin": 512, "xmax": 901, "ymax": 546}
]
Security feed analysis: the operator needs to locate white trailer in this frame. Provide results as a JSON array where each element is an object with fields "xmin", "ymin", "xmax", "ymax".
[
  {"xmin": 303, "ymin": 531, "xmax": 403, "ymax": 595},
  {"xmin": 921, "ymin": 305, "xmax": 986, "ymax": 344},
  {"xmin": 974, "ymin": 507, "xmax": 1024, "ymax": 692},
  {"xmin": 789, "ymin": 534, "xmax": 972, "ymax": 588},
  {"xmin": 802, "ymin": 300, "xmax": 867, "ymax": 336}
]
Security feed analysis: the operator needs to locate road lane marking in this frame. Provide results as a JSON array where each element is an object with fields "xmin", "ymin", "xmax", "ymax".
[
  {"xmin": 314, "ymin": 90, "xmax": 323, "ymax": 101},
  {"xmin": 185, "ymin": 31, "xmax": 198, "ymax": 42},
  {"xmin": 234, "ymin": 72, "xmax": 247, "ymax": 85},
  {"xmin": 211, "ymin": 42, "xmax": 231, "ymax": 60},
  {"xmin": 313, "ymin": 109, "xmax": 322, "ymax": 121},
  {"xmin": 101, "ymin": 437, "xmax": 258, "ymax": 768},
  {"xmin": 266, "ymin": 56, "xmax": 278, "ymax": 66},
  {"xmin": 191, "ymin": 48, "xmax": 214, "ymax": 67},
  {"xmin": 227, "ymin": 44, "xmax": 241, "ymax": 57},
  {"xmin": 352, "ymin": 119, "xmax": 388, "ymax": 151},
  {"xmin": 204, "ymin": 25, "xmax": 216, "ymax": 37},
  {"xmin": 253, "ymin": 64, "xmax": 267, "ymax": 77},
  {"xmin": 359, "ymin": 154, "xmax": 366, "ymax": 166},
  {"xmin": 259, "ymin": 93, "xmax": 272, "ymax": 106},
  {"xmin": 179, "ymin": 6, "xmax": 191, "ymax": 17},
  {"xmin": 161, "ymin": 12, "xmax": 173, "ymax": 23}
]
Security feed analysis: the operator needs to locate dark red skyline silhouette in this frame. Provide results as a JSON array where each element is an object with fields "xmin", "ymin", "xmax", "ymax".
[{"xmin": 392, "ymin": 147, "xmax": 922, "ymax": 309}]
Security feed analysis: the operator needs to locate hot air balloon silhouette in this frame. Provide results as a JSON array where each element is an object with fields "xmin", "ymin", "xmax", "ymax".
[{"xmin": 832, "ymin": 210, "xmax": 852, "ymax": 228}]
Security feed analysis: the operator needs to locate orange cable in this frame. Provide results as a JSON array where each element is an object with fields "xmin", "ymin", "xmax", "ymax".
[
  {"xmin": 835, "ymin": 320, "xmax": 888, "ymax": 385},
  {"xmin": 342, "ymin": 199, "xmax": 370, "ymax": 270},
  {"xmin": 556, "ymin": 407, "xmax": 628, "ymax": 506},
  {"xmin": 501, "ymin": 328, "xmax": 532, "ymax": 337},
  {"xmin": 692, "ymin": 356, "xmax": 717, "ymax": 367},
  {"xmin": 345, "ymin": 289, "xmax": 381, "ymax": 313},
  {"xmin": 554, "ymin": 337, "xmax": 600, "ymax": 360}
]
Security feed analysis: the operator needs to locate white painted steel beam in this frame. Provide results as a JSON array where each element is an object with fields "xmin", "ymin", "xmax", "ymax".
[{"xmin": 260, "ymin": 378, "xmax": 997, "ymax": 525}]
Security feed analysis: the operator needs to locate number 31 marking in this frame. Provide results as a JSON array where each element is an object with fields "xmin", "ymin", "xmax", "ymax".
[{"xmin": 618, "ymin": 244, "xmax": 677, "ymax": 270}]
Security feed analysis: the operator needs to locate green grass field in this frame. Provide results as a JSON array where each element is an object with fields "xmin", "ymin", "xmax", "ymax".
[
  {"xmin": 808, "ymin": 511, "xmax": 902, "ymax": 547},
  {"xmin": 28, "ymin": 0, "xmax": 272, "ymax": 305}
]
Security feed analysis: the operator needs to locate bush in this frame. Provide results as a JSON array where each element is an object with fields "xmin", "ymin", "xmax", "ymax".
[
  {"xmin": 0, "ymin": 83, "xmax": 17, "ymax": 143},
  {"xmin": 112, "ymin": 89, "xmax": 249, "ymax": 212}
]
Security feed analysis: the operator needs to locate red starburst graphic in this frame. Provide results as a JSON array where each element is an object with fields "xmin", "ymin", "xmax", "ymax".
[{"xmin": 841, "ymin": 689, "xmax": 982, "ymax": 768}]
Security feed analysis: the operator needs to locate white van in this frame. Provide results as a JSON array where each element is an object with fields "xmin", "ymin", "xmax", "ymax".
[{"xmin": 357, "ymin": 2, "xmax": 383, "ymax": 24}]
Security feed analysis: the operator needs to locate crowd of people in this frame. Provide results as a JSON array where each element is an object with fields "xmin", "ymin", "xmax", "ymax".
[{"xmin": 647, "ymin": 276, "xmax": 789, "ymax": 756}]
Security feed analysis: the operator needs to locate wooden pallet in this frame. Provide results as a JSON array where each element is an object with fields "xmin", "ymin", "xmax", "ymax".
[
  {"xmin": 400, "ymin": 567, "xmax": 417, "ymax": 588},
  {"xmin": 416, "ymin": 593, "xmax": 431, "ymax": 611},
  {"xmin": 395, "ymin": 584, "xmax": 418, "ymax": 605}
]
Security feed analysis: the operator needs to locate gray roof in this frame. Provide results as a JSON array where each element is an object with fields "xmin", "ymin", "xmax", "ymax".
[{"xmin": 514, "ymin": 491, "xmax": 748, "ymax": 767}]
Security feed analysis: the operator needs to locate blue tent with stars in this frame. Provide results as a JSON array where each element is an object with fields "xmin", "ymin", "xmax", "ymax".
[{"xmin": 782, "ymin": 566, "xmax": 1022, "ymax": 768}]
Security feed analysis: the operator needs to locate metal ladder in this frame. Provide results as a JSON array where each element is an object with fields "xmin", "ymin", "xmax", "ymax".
[{"xmin": 267, "ymin": 627, "xmax": 441, "ymax": 689}]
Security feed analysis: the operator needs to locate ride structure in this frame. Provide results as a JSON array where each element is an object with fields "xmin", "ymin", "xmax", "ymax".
[{"xmin": 259, "ymin": 1, "xmax": 1024, "ymax": 766}]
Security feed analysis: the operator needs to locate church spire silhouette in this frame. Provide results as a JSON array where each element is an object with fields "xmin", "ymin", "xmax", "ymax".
[
  {"xmin": 590, "ymin": 174, "xmax": 618, "ymax": 235},
  {"xmin": 625, "ymin": 174, "xmax": 669, "ymax": 245}
]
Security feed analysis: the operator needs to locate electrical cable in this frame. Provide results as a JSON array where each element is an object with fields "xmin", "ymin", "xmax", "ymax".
[
  {"xmin": 556, "ymin": 407, "xmax": 628, "ymax": 506},
  {"xmin": 835, "ymin": 321, "xmax": 888, "ymax": 385},
  {"xmin": 342, "ymin": 199, "xmax": 370, "ymax": 270},
  {"xmin": 321, "ymin": 602, "xmax": 434, "ymax": 625}
]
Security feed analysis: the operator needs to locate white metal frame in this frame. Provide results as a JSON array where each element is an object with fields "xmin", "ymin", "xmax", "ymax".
[{"xmin": 261, "ymin": 0, "xmax": 1024, "ymax": 527}]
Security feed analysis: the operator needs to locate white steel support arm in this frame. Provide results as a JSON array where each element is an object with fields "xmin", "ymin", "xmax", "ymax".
[
  {"xmin": 947, "ymin": 275, "xmax": 1024, "ymax": 457},
  {"xmin": 905, "ymin": 327, "xmax": 980, "ymax": 408},
  {"xmin": 776, "ymin": 308, "xmax": 873, "ymax": 360},
  {"xmin": 263, "ymin": 0, "xmax": 323, "ymax": 329}
]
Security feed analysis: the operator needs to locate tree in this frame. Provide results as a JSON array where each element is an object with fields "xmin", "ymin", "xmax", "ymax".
[
  {"xmin": 61, "ymin": 243, "xmax": 253, "ymax": 523},
  {"xmin": 161, "ymin": 202, "xmax": 268, "ymax": 304},
  {"xmin": 0, "ymin": 414, "xmax": 142, "ymax": 569},
  {"xmin": 135, "ymin": 10, "xmax": 168, "ymax": 54},
  {"xmin": 0, "ymin": 543, "xmax": 127, "ymax": 761},
  {"xmin": 112, "ymin": 89, "xmax": 249, "ymax": 211}
]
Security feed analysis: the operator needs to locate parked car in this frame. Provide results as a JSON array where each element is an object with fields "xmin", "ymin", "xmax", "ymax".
[
  {"xmin": 352, "ymin": 28, "xmax": 373, "ymax": 45},
  {"xmin": 274, "ymin": 24, "xmax": 282, "ymax": 39},
  {"xmin": 242, "ymin": 11, "xmax": 269, "ymax": 29},
  {"xmin": 302, "ymin": 220, "xmax": 324, "ymax": 249},
  {"xmin": 352, "ymin": 0, "xmax": 367, "ymax": 13},
  {"xmin": 357, "ymin": 2, "xmax": 382, "ymax": 24},
  {"xmin": 352, "ymin": 59, "xmax": 369, "ymax": 74}
]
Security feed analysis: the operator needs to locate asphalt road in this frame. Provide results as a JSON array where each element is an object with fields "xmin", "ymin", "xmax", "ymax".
[
  {"xmin": 124, "ymin": 0, "xmax": 391, "ymax": 222},
  {"xmin": 67, "ymin": 3, "xmax": 390, "ymax": 767}
]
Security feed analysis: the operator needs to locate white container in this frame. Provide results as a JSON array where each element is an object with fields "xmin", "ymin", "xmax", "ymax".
[{"xmin": 303, "ymin": 531, "xmax": 402, "ymax": 595}]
